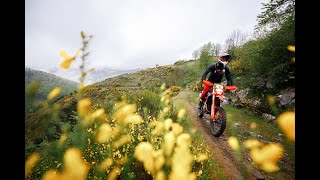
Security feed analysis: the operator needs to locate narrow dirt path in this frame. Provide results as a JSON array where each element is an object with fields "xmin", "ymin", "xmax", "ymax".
[{"xmin": 173, "ymin": 91, "xmax": 266, "ymax": 180}]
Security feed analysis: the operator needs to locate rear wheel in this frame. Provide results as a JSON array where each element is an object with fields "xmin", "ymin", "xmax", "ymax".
[{"xmin": 209, "ymin": 107, "xmax": 226, "ymax": 137}]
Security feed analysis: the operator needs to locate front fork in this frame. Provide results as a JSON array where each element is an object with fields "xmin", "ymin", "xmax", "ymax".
[{"xmin": 210, "ymin": 95, "xmax": 216, "ymax": 120}]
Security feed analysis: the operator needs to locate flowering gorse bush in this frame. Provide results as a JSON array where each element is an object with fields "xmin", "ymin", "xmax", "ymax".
[{"xmin": 25, "ymin": 31, "xmax": 208, "ymax": 180}]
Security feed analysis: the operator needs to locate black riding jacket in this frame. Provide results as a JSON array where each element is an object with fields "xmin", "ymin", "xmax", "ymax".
[{"xmin": 201, "ymin": 63, "xmax": 233, "ymax": 85}]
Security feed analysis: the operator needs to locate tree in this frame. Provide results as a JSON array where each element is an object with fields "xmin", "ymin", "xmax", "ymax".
[
  {"xmin": 201, "ymin": 42, "xmax": 214, "ymax": 56},
  {"xmin": 197, "ymin": 48, "xmax": 211, "ymax": 71},
  {"xmin": 192, "ymin": 50, "xmax": 199, "ymax": 60},
  {"xmin": 224, "ymin": 29, "xmax": 248, "ymax": 57},
  {"xmin": 255, "ymin": 0, "xmax": 295, "ymax": 34},
  {"xmin": 213, "ymin": 43, "xmax": 222, "ymax": 57}
]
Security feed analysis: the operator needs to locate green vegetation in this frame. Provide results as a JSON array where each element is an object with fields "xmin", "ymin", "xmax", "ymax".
[
  {"xmin": 25, "ymin": 1, "xmax": 295, "ymax": 178},
  {"xmin": 25, "ymin": 68, "xmax": 78, "ymax": 114}
]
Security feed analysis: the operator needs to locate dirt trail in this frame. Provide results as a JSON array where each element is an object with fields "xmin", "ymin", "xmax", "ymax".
[{"xmin": 173, "ymin": 91, "xmax": 266, "ymax": 180}]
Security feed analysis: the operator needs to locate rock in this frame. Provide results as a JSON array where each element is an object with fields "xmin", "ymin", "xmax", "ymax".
[
  {"xmin": 276, "ymin": 88, "xmax": 295, "ymax": 106},
  {"xmin": 257, "ymin": 134, "xmax": 262, "ymax": 139},
  {"xmin": 262, "ymin": 113, "xmax": 276, "ymax": 121},
  {"xmin": 236, "ymin": 88, "xmax": 249, "ymax": 102},
  {"xmin": 253, "ymin": 77, "xmax": 266, "ymax": 87},
  {"xmin": 248, "ymin": 99, "xmax": 261, "ymax": 107},
  {"xmin": 266, "ymin": 82, "xmax": 274, "ymax": 88}
]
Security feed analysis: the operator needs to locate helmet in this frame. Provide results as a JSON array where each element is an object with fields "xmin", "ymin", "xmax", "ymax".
[
  {"xmin": 215, "ymin": 61, "xmax": 225, "ymax": 75},
  {"xmin": 218, "ymin": 52, "xmax": 231, "ymax": 66}
]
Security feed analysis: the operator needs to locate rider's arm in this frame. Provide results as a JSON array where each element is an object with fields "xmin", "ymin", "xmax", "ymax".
[
  {"xmin": 225, "ymin": 66, "xmax": 233, "ymax": 86},
  {"xmin": 201, "ymin": 64, "xmax": 215, "ymax": 81}
]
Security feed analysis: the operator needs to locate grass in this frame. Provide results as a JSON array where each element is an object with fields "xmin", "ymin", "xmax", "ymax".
[
  {"xmin": 225, "ymin": 104, "xmax": 295, "ymax": 179},
  {"xmin": 173, "ymin": 90, "xmax": 295, "ymax": 179}
]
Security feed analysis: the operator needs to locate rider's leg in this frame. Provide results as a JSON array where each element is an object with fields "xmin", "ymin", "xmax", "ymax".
[{"xmin": 197, "ymin": 85, "xmax": 210, "ymax": 108}]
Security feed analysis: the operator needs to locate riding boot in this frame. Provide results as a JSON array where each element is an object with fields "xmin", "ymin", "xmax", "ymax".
[{"xmin": 197, "ymin": 97, "xmax": 205, "ymax": 109}]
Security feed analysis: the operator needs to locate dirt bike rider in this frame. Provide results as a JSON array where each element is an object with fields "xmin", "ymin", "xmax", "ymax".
[{"xmin": 197, "ymin": 52, "xmax": 233, "ymax": 109}]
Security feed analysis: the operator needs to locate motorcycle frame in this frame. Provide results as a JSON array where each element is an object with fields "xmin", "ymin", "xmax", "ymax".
[
  {"xmin": 200, "ymin": 80, "xmax": 236, "ymax": 121},
  {"xmin": 209, "ymin": 86, "xmax": 225, "ymax": 120}
]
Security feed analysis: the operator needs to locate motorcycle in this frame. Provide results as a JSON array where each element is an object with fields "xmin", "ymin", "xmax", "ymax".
[{"xmin": 197, "ymin": 80, "xmax": 237, "ymax": 137}]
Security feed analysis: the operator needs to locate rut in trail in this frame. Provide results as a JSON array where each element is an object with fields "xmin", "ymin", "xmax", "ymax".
[{"xmin": 173, "ymin": 91, "xmax": 266, "ymax": 180}]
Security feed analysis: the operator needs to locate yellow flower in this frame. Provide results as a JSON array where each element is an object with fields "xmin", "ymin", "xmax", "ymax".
[
  {"xmin": 61, "ymin": 148, "xmax": 89, "ymax": 180},
  {"xmin": 152, "ymin": 121, "xmax": 164, "ymax": 136},
  {"xmin": 227, "ymin": 136, "xmax": 239, "ymax": 151},
  {"xmin": 59, "ymin": 134, "xmax": 67, "ymax": 144},
  {"xmin": 250, "ymin": 122, "xmax": 257, "ymax": 129},
  {"xmin": 244, "ymin": 139, "xmax": 262, "ymax": 149},
  {"xmin": 163, "ymin": 107, "xmax": 170, "ymax": 114},
  {"xmin": 134, "ymin": 142, "xmax": 154, "ymax": 162},
  {"xmin": 42, "ymin": 170, "xmax": 61, "ymax": 180},
  {"xmin": 277, "ymin": 111, "xmax": 295, "ymax": 142},
  {"xmin": 124, "ymin": 114, "xmax": 143, "ymax": 124},
  {"xmin": 153, "ymin": 150, "xmax": 165, "ymax": 171},
  {"xmin": 177, "ymin": 108, "xmax": 187, "ymax": 119},
  {"xmin": 59, "ymin": 49, "xmax": 80, "ymax": 69},
  {"xmin": 164, "ymin": 118, "xmax": 173, "ymax": 131},
  {"xmin": 176, "ymin": 133, "xmax": 191, "ymax": 147},
  {"xmin": 77, "ymin": 98, "xmax": 91, "ymax": 118},
  {"xmin": 160, "ymin": 83, "xmax": 166, "ymax": 90},
  {"xmin": 134, "ymin": 142, "xmax": 157, "ymax": 175},
  {"xmin": 78, "ymin": 83, "xmax": 85, "ymax": 90},
  {"xmin": 170, "ymin": 133, "xmax": 195, "ymax": 180},
  {"xmin": 95, "ymin": 123, "xmax": 113, "ymax": 143},
  {"xmin": 25, "ymin": 152, "xmax": 40, "ymax": 177},
  {"xmin": 260, "ymin": 161, "xmax": 280, "ymax": 173},
  {"xmin": 113, "ymin": 104, "xmax": 137, "ymax": 124},
  {"xmin": 113, "ymin": 134, "xmax": 131, "ymax": 149},
  {"xmin": 90, "ymin": 108, "xmax": 107, "ymax": 122},
  {"xmin": 250, "ymin": 143, "xmax": 284, "ymax": 173},
  {"xmin": 164, "ymin": 132, "xmax": 176, "ymax": 156},
  {"xmin": 156, "ymin": 171, "xmax": 166, "ymax": 180},
  {"xmin": 47, "ymin": 87, "xmax": 61, "ymax": 100},
  {"xmin": 171, "ymin": 123, "xmax": 183, "ymax": 136},
  {"xmin": 98, "ymin": 158, "xmax": 113, "ymax": 171},
  {"xmin": 108, "ymin": 166, "xmax": 121, "ymax": 180},
  {"xmin": 196, "ymin": 153, "xmax": 208, "ymax": 162},
  {"xmin": 287, "ymin": 45, "xmax": 295, "ymax": 52},
  {"xmin": 267, "ymin": 95, "xmax": 276, "ymax": 106}
]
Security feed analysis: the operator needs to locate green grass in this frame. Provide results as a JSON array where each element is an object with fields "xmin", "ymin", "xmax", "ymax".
[
  {"xmin": 173, "ymin": 90, "xmax": 294, "ymax": 179},
  {"xmin": 224, "ymin": 105, "xmax": 295, "ymax": 179}
]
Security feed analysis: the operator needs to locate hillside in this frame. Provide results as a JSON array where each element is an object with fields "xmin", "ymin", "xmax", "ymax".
[
  {"xmin": 25, "ymin": 68, "xmax": 78, "ymax": 114},
  {"xmin": 25, "ymin": 59, "xmax": 294, "ymax": 179}
]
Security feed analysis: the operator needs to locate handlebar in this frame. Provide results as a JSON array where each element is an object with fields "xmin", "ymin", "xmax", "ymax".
[{"xmin": 202, "ymin": 80, "xmax": 237, "ymax": 91}]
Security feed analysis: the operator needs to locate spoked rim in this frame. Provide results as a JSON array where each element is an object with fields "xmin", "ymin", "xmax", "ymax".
[{"xmin": 210, "ymin": 111, "xmax": 223, "ymax": 133}]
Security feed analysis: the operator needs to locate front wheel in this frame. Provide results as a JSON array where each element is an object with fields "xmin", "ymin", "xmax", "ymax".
[{"xmin": 209, "ymin": 107, "xmax": 226, "ymax": 137}]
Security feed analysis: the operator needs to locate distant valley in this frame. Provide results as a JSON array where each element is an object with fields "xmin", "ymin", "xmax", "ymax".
[{"xmin": 43, "ymin": 66, "xmax": 142, "ymax": 85}]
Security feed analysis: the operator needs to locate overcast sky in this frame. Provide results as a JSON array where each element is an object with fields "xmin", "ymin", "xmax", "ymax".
[{"xmin": 26, "ymin": 0, "xmax": 268, "ymax": 71}]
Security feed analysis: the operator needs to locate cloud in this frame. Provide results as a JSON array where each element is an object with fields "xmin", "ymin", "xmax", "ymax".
[{"xmin": 26, "ymin": 0, "xmax": 268, "ymax": 70}]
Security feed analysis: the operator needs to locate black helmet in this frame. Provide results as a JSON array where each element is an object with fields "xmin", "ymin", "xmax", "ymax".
[
  {"xmin": 216, "ymin": 61, "xmax": 225, "ymax": 70},
  {"xmin": 215, "ymin": 61, "xmax": 225, "ymax": 74}
]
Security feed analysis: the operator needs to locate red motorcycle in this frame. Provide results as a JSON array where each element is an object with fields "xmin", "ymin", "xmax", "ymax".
[{"xmin": 197, "ymin": 80, "xmax": 237, "ymax": 137}]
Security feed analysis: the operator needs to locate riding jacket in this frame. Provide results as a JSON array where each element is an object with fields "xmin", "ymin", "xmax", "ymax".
[{"xmin": 201, "ymin": 63, "xmax": 233, "ymax": 86}]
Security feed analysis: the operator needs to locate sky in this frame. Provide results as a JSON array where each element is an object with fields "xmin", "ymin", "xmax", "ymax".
[{"xmin": 26, "ymin": 0, "xmax": 269, "ymax": 71}]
